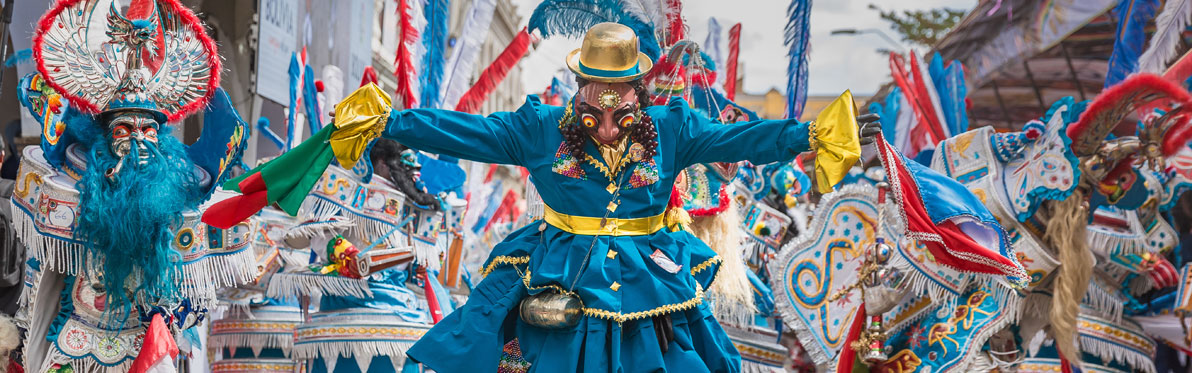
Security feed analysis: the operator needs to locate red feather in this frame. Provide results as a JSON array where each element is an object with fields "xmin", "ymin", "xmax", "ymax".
[
  {"xmin": 125, "ymin": 0, "xmax": 165, "ymax": 72},
  {"xmin": 1164, "ymin": 49, "xmax": 1192, "ymax": 83},
  {"xmin": 455, "ymin": 28, "xmax": 531, "ymax": 114},
  {"xmin": 725, "ymin": 23, "xmax": 741, "ymax": 101},
  {"xmin": 1164, "ymin": 112, "xmax": 1192, "ymax": 156},
  {"xmin": 663, "ymin": 0, "xmax": 685, "ymax": 47},
  {"xmin": 888, "ymin": 52, "xmax": 943, "ymax": 156},
  {"xmin": 1070, "ymin": 74, "xmax": 1192, "ymax": 154},
  {"xmin": 686, "ymin": 185, "xmax": 730, "ymax": 217},
  {"xmin": 907, "ymin": 53, "xmax": 945, "ymax": 142},
  {"xmin": 393, "ymin": 0, "xmax": 420, "ymax": 109},
  {"xmin": 33, "ymin": 0, "xmax": 219, "ymax": 122},
  {"xmin": 689, "ymin": 70, "xmax": 716, "ymax": 87},
  {"xmin": 360, "ymin": 66, "xmax": 379, "ymax": 87}
]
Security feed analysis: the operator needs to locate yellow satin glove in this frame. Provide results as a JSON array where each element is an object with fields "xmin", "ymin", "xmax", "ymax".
[
  {"xmin": 330, "ymin": 83, "xmax": 392, "ymax": 170},
  {"xmin": 810, "ymin": 90, "xmax": 862, "ymax": 193}
]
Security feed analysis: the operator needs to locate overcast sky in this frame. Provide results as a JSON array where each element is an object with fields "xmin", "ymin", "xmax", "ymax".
[{"xmin": 508, "ymin": 0, "xmax": 977, "ymax": 96}]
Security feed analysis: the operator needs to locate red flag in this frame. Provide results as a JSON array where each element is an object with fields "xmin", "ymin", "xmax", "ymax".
[
  {"xmin": 874, "ymin": 132, "xmax": 1027, "ymax": 279},
  {"xmin": 129, "ymin": 314, "xmax": 179, "ymax": 373}
]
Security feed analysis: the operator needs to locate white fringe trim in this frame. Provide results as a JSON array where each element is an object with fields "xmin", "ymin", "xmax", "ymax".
[
  {"xmin": 1077, "ymin": 334, "xmax": 1157, "ymax": 373},
  {"xmin": 181, "ymin": 247, "xmax": 257, "ymax": 299},
  {"xmin": 300, "ymin": 197, "xmax": 445, "ymax": 272},
  {"xmin": 209, "ymin": 333, "xmax": 295, "ymax": 358},
  {"xmin": 266, "ymin": 272, "xmax": 372, "ymax": 301},
  {"xmin": 14, "ymin": 203, "xmax": 258, "ymax": 308},
  {"xmin": 740, "ymin": 360, "xmax": 785, "ymax": 373},
  {"xmin": 1082, "ymin": 277, "xmax": 1124, "ymax": 323},
  {"xmin": 12, "ymin": 205, "xmax": 87, "ymax": 276},
  {"xmin": 523, "ymin": 181, "xmax": 544, "ymax": 221},
  {"xmin": 293, "ymin": 340, "xmax": 413, "ymax": 373},
  {"xmin": 43, "ymin": 347, "xmax": 133, "ymax": 373}
]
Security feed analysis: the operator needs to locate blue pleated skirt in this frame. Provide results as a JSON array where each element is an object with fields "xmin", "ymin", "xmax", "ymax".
[{"xmin": 407, "ymin": 222, "xmax": 741, "ymax": 372}]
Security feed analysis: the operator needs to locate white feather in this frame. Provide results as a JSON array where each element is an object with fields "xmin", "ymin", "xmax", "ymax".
[
  {"xmin": 406, "ymin": 0, "xmax": 428, "ymax": 102},
  {"xmin": 620, "ymin": 0, "xmax": 665, "ymax": 29},
  {"xmin": 438, "ymin": 0, "xmax": 498, "ymax": 109},
  {"xmin": 1139, "ymin": 0, "xmax": 1192, "ymax": 73}
]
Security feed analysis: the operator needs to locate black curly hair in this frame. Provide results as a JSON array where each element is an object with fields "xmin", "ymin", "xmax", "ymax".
[{"xmin": 560, "ymin": 77, "xmax": 659, "ymax": 160}]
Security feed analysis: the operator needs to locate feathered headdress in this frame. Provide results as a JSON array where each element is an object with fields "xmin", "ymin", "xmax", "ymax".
[
  {"xmin": 528, "ymin": 0, "xmax": 663, "ymax": 61},
  {"xmin": 33, "ymin": 0, "xmax": 220, "ymax": 123}
]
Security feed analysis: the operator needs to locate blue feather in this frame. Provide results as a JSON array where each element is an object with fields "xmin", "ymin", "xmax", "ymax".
[
  {"xmin": 681, "ymin": 50, "xmax": 716, "ymax": 71},
  {"xmin": 286, "ymin": 53, "xmax": 300, "ymax": 150},
  {"xmin": 528, "ymin": 0, "xmax": 661, "ymax": 61},
  {"xmin": 1105, "ymin": 0, "xmax": 1160, "ymax": 88},
  {"xmin": 928, "ymin": 52, "xmax": 969, "ymax": 136},
  {"xmin": 302, "ymin": 63, "xmax": 323, "ymax": 133},
  {"xmin": 420, "ymin": 0, "xmax": 450, "ymax": 109},
  {"xmin": 4, "ymin": 49, "xmax": 31, "ymax": 67},
  {"xmin": 783, "ymin": 0, "xmax": 812, "ymax": 119},
  {"xmin": 704, "ymin": 18, "xmax": 723, "ymax": 69},
  {"xmin": 881, "ymin": 87, "xmax": 902, "ymax": 144}
]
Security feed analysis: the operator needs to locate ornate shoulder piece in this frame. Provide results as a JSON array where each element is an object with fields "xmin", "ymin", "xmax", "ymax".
[{"xmin": 33, "ymin": 0, "xmax": 220, "ymax": 122}]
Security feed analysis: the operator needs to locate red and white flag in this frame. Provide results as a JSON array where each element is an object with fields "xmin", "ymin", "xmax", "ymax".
[{"xmin": 129, "ymin": 314, "xmax": 178, "ymax": 373}]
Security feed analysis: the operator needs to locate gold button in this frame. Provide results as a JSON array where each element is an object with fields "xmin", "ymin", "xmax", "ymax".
[
  {"xmin": 606, "ymin": 183, "xmax": 617, "ymax": 194},
  {"xmin": 610, "ymin": 282, "xmax": 621, "ymax": 291},
  {"xmin": 607, "ymin": 250, "xmax": 618, "ymax": 259},
  {"xmin": 607, "ymin": 201, "xmax": 619, "ymax": 212},
  {"xmin": 604, "ymin": 220, "xmax": 618, "ymax": 231}
]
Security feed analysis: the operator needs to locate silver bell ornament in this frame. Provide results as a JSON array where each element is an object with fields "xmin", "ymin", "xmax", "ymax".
[
  {"xmin": 519, "ymin": 290, "xmax": 584, "ymax": 329},
  {"xmin": 863, "ymin": 239, "xmax": 907, "ymax": 315}
]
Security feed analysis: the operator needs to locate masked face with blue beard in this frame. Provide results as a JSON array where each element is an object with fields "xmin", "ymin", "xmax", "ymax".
[{"xmin": 73, "ymin": 110, "xmax": 203, "ymax": 324}]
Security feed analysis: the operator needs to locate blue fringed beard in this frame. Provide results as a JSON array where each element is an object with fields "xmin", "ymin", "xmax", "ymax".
[{"xmin": 74, "ymin": 129, "xmax": 202, "ymax": 324}]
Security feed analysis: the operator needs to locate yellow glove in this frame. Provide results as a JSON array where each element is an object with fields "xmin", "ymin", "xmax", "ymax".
[{"xmin": 810, "ymin": 90, "xmax": 862, "ymax": 193}]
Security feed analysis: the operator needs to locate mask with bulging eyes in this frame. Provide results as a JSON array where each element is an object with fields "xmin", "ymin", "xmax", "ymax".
[
  {"xmin": 107, "ymin": 111, "xmax": 160, "ymax": 163},
  {"xmin": 575, "ymin": 82, "xmax": 640, "ymax": 146}
]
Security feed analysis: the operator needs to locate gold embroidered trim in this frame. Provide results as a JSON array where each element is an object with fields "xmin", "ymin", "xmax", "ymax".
[
  {"xmin": 690, "ymin": 256, "xmax": 722, "ymax": 276},
  {"xmin": 808, "ymin": 120, "xmax": 819, "ymax": 151},
  {"xmin": 583, "ymin": 153, "xmax": 631, "ymax": 180},
  {"xmin": 520, "ymin": 271, "xmax": 706, "ymax": 323},
  {"xmin": 522, "ymin": 270, "xmax": 577, "ymax": 296},
  {"xmin": 583, "ymin": 285, "xmax": 704, "ymax": 323},
  {"xmin": 481, "ymin": 255, "xmax": 531, "ymax": 276}
]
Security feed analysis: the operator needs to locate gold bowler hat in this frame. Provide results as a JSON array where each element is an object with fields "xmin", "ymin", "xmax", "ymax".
[{"xmin": 566, "ymin": 23, "xmax": 653, "ymax": 83}]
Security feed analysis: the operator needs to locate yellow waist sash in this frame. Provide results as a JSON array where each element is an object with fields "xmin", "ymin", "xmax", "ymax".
[{"xmin": 543, "ymin": 205, "xmax": 665, "ymax": 236}]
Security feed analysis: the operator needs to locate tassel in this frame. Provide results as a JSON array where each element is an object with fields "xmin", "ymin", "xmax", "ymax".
[
  {"xmin": 455, "ymin": 29, "xmax": 532, "ymax": 114},
  {"xmin": 724, "ymin": 23, "xmax": 741, "ymax": 101},
  {"xmin": 664, "ymin": 184, "xmax": 692, "ymax": 232}
]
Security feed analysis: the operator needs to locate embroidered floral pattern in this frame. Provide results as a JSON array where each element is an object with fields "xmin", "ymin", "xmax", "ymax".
[
  {"xmin": 551, "ymin": 143, "xmax": 585, "ymax": 180},
  {"xmin": 628, "ymin": 160, "xmax": 659, "ymax": 188},
  {"xmin": 63, "ymin": 329, "xmax": 88, "ymax": 350}
]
